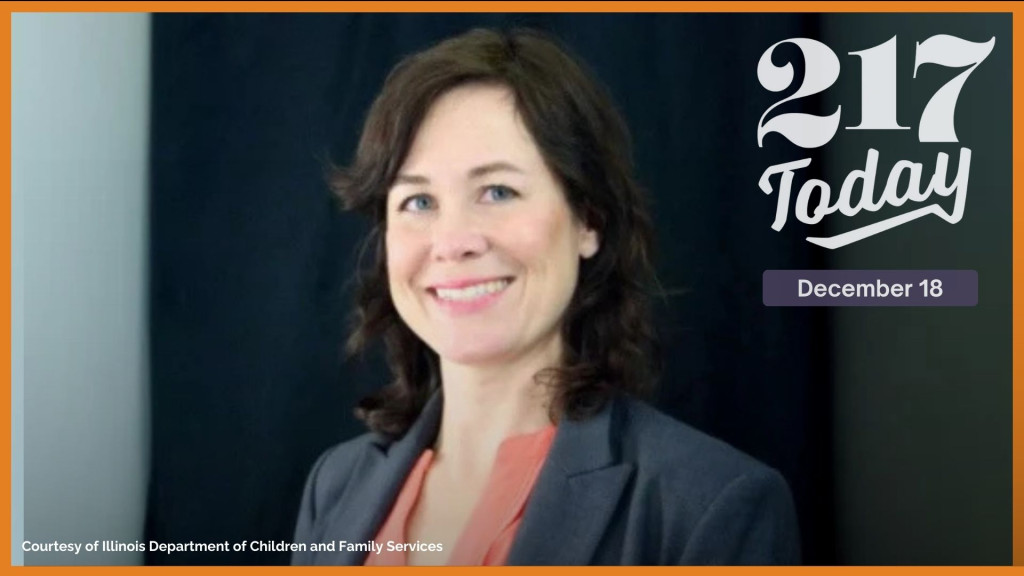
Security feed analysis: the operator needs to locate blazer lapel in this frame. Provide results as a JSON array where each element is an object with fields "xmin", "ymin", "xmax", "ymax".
[
  {"xmin": 506, "ymin": 395, "xmax": 634, "ymax": 565},
  {"xmin": 315, "ymin": 391, "xmax": 443, "ymax": 566}
]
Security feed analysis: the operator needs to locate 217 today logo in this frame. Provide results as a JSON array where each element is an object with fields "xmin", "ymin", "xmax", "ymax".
[{"xmin": 756, "ymin": 35, "xmax": 995, "ymax": 249}]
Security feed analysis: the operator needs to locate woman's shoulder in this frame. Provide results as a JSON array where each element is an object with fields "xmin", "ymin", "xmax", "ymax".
[
  {"xmin": 609, "ymin": 395, "xmax": 801, "ymax": 564},
  {"xmin": 300, "ymin": 431, "xmax": 383, "ymax": 508},
  {"xmin": 612, "ymin": 394, "xmax": 790, "ymax": 500}
]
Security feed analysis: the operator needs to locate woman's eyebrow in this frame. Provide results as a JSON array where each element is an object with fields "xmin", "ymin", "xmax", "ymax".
[
  {"xmin": 392, "ymin": 162, "xmax": 523, "ymax": 187},
  {"xmin": 393, "ymin": 173, "xmax": 430, "ymax": 186},
  {"xmin": 468, "ymin": 161, "xmax": 524, "ymax": 179}
]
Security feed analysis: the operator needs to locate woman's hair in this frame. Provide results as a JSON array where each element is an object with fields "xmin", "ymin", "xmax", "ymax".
[{"xmin": 331, "ymin": 28, "xmax": 660, "ymax": 438}]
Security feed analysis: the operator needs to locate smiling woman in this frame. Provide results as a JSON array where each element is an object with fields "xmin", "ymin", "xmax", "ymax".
[{"xmin": 291, "ymin": 28, "xmax": 801, "ymax": 566}]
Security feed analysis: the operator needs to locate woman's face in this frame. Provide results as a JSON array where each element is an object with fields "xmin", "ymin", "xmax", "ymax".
[{"xmin": 385, "ymin": 83, "xmax": 599, "ymax": 368}]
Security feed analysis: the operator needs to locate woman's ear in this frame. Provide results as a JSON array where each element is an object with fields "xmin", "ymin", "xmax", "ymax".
[{"xmin": 579, "ymin": 226, "xmax": 600, "ymax": 259}]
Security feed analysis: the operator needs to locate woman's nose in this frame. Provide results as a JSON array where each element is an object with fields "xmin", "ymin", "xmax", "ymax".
[{"xmin": 431, "ymin": 206, "xmax": 488, "ymax": 262}]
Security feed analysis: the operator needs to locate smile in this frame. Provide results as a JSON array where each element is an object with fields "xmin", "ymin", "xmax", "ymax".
[{"xmin": 434, "ymin": 278, "xmax": 512, "ymax": 302}]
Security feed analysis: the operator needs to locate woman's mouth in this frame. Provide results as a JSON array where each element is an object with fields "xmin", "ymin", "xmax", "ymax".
[
  {"xmin": 428, "ymin": 277, "xmax": 514, "ymax": 314},
  {"xmin": 434, "ymin": 278, "xmax": 512, "ymax": 301}
]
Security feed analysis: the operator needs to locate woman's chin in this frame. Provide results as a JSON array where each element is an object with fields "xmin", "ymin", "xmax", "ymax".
[{"xmin": 436, "ymin": 341, "xmax": 514, "ymax": 367}]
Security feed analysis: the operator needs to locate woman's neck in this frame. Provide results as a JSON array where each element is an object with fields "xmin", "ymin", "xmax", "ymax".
[{"xmin": 432, "ymin": 338, "xmax": 560, "ymax": 477}]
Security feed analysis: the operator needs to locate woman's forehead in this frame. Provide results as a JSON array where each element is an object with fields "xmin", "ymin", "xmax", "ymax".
[{"xmin": 398, "ymin": 84, "xmax": 545, "ymax": 178}]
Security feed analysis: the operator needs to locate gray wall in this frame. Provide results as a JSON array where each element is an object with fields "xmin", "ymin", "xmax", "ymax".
[
  {"xmin": 823, "ymin": 14, "xmax": 1012, "ymax": 565},
  {"xmin": 13, "ymin": 13, "xmax": 151, "ymax": 566}
]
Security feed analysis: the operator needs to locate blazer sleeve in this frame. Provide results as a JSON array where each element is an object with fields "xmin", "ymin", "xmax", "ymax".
[{"xmin": 679, "ymin": 466, "xmax": 801, "ymax": 565}]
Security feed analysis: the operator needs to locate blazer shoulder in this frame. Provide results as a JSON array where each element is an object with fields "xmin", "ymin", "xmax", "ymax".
[
  {"xmin": 299, "ymin": 431, "xmax": 381, "ymax": 521},
  {"xmin": 615, "ymin": 395, "xmax": 790, "ymax": 506},
  {"xmin": 613, "ymin": 396, "xmax": 800, "ymax": 564}
]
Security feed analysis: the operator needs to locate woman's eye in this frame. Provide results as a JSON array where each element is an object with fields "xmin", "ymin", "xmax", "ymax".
[
  {"xmin": 399, "ymin": 194, "xmax": 434, "ymax": 212},
  {"xmin": 482, "ymin": 185, "xmax": 519, "ymax": 202}
]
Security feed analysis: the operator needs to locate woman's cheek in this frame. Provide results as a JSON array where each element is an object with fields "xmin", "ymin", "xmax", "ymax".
[
  {"xmin": 385, "ymin": 227, "xmax": 424, "ymax": 284},
  {"xmin": 506, "ymin": 208, "xmax": 570, "ymax": 264}
]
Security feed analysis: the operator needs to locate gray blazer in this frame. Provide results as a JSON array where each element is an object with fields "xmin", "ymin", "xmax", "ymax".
[{"xmin": 291, "ymin": 391, "xmax": 801, "ymax": 565}]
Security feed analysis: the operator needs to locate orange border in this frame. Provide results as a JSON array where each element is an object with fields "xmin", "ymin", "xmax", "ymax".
[
  {"xmin": 4, "ymin": 3, "xmax": 11, "ymax": 572},
  {"xmin": 0, "ymin": 1, "xmax": 1020, "ymax": 12},
  {"xmin": 4, "ymin": 1, "xmax": 1020, "ymax": 573},
  {"xmin": 1013, "ymin": 0, "xmax": 1022, "ymax": 567}
]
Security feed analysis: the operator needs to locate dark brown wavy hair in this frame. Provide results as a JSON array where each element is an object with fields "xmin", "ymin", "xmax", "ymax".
[{"xmin": 331, "ymin": 28, "xmax": 660, "ymax": 439}]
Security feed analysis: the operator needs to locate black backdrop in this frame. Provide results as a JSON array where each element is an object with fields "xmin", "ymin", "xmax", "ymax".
[{"xmin": 146, "ymin": 13, "xmax": 834, "ymax": 565}]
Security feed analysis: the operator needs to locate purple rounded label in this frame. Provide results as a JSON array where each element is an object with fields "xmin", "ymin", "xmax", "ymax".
[{"xmin": 763, "ymin": 270, "xmax": 978, "ymax": 307}]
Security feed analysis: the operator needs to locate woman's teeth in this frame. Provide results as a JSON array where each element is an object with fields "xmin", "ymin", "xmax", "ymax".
[{"xmin": 435, "ymin": 279, "xmax": 510, "ymax": 302}]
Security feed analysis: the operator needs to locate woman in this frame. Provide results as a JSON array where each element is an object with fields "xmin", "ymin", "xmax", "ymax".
[{"xmin": 292, "ymin": 28, "xmax": 800, "ymax": 566}]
